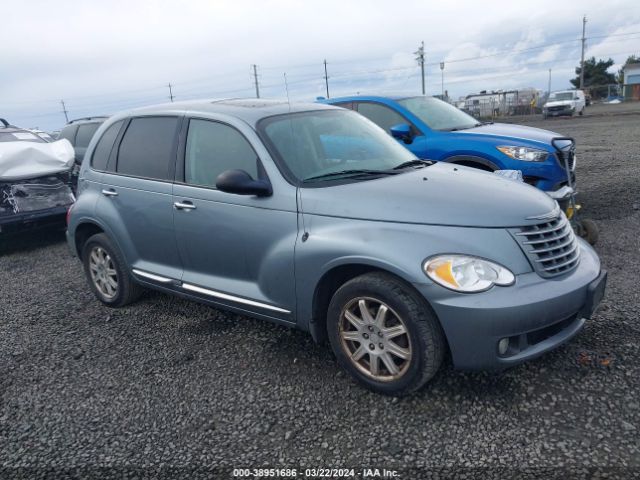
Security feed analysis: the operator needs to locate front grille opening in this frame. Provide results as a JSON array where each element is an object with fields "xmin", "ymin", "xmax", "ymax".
[
  {"xmin": 498, "ymin": 315, "xmax": 579, "ymax": 358},
  {"xmin": 514, "ymin": 213, "xmax": 580, "ymax": 278}
]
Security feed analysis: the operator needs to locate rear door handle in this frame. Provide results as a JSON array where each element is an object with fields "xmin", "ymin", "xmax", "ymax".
[
  {"xmin": 101, "ymin": 189, "xmax": 118, "ymax": 197},
  {"xmin": 174, "ymin": 201, "xmax": 196, "ymax": 210}
]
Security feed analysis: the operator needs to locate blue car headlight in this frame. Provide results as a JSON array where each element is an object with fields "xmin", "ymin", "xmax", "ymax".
[
  {"xmin": 424, "ymin": 255, "xmax": 515, "ymax": 293},
  {"xmin": 497, "ymin": 146, "xmax": 549, "ymax": 162}
]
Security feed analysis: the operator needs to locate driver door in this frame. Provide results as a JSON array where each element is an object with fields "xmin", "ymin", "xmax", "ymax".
[{"xmin": 172, "ymin": 117, "xmax": 297, "ymax": 322}]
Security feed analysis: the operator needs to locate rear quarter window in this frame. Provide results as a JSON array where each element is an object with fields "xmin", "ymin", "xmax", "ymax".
[
  {"xmin": 75, "ymin": 123, "xmax": 102, "ymax": 148},
  {"xmin": 91, "ymin": 121, "xmax": 124, "ymax": 171}
]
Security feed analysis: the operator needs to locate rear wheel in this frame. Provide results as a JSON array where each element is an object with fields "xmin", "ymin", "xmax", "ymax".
[
  {"xmin": 327, "ymin": 272, "xmax": 445, "ymax": 396},
  {"xmin": 82, "ymin": 233, "xmax": 143, "ymax": 307}
]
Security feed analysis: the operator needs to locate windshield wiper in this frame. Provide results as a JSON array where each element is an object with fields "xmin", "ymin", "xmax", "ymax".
[
  {"xmin": 447, "ymin": 122, "xmax": 482, "ymax": 132},
  {"xmin": 391, "ymin": 159, "xmax": 433, "ymax": 170},
  {"xmin": 302, "ymin": 169, "xmax": 400, "ymax": 183}
]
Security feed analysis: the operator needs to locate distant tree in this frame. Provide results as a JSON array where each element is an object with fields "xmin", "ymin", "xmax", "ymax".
[
  {"xmin": 617, "ymin": 54, "xmax": 640, "ymax": 83},
  {"xmin": 570, "ymin": 57, "xmax": 616, "ymax": 98}
]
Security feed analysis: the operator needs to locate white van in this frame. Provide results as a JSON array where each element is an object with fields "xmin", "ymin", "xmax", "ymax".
[{"xmin": 543, "ymin": 90, "xmax": 586, "ymax": 118}]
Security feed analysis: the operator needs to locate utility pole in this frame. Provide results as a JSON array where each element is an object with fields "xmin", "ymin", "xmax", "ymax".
[
  {"xmin": 168, "ymin": 83, "xmax": 174, "ymax": 102},
  {"xmin": 323, "ymin": 59, "xmax": 330, "ymax": 98},
  {"xmin": 440, "ymin": 62, "xmax": 445, "ymax": 99},
  {"xmin": 414, "ymin": 41, "xmax": 425, "ymax": 95},
  {"xmin": 252, "ymin": 64, "xmax": 260, "ymax": 98},
  {"xmin": 580, "ymin": 15, "xmax": 587, "ymax": 89},
  {"xmin": 60, "ymin": 100, "xmax": 69, "ymax": 123},
  {"xmin": 548, "ymin": 68, "xmax": 552, "ymax": 95}
]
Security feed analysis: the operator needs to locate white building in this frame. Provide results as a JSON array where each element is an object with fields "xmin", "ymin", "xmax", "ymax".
[{"xmin": 622, "ymin": 63, "xmax": 640, "ymax": 100}]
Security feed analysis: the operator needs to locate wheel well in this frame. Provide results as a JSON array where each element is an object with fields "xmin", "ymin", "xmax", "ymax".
[
  {"xmin": 310, "ymin": 264, "xmax": 445, "ymax": 348},
  {"xmin": 74, "ymin": 222, "xmax": 104, "ymax": 257},
  {"xmin": 449, "ymin": 160, "xmax": 494, "ymax": 171}
]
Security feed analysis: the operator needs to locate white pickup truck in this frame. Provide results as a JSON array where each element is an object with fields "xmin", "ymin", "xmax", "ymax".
[{"xmin": 543, "ymin": 90, "xmax": 586, "ymax": 118}]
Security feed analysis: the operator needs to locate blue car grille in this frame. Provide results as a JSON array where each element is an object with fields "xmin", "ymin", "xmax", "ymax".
[
  {"xmin": 512, "ymin": 213, "xmax": 580, "ymax": 278},
  {"xmin": 556, "ymin": 144, "xmax": 576, "ymax": 171}
]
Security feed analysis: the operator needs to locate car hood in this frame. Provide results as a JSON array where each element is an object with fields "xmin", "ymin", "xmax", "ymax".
[
  {"xmin": 456, "ymin": 122, "xmax": 562, "ymax": 146},
  {"xmin": 300, "ymin": 163, "xmax": 558, "ymax": 228},
  {"xmin": 544, "ymin": 100, "xmax": 574, "ymax": 108}
]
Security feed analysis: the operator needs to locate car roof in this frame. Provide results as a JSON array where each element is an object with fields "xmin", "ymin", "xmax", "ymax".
[
  {"xmin": 323, "ymin": 95, "xmax": 411, "ymax": 103},
  {"xmin": 112, "ymin": 98, "xmax": 340, "ymax": 126},
  {"xmin": 65, "ymin": 116, "xmax": 109, "ymax": 125}
]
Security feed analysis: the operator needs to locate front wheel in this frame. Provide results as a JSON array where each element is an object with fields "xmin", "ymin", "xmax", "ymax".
[
  {"xmin": 82, "ymin": 233, "xmax": 143, "ymax": 307},
  {"xmin": 327, "ymin": 273, "xmax": 445, "ymax": 396}
]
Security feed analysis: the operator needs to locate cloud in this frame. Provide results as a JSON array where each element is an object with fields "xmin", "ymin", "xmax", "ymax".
[{"xmin": 1, "ymin": 0, "xmax": 639, "ymax": 130}]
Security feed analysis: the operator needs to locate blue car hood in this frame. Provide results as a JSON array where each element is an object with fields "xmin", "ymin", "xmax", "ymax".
[
  {"xmin": 458, "ymin": 122, "xmax": 563, "ymax": 146},
  {"xmin": 300, "ymin": 163, "xmax": 558, "ymax": 228}
]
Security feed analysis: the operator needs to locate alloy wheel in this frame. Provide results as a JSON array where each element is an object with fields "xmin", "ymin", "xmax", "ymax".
[
  {"xmin": 88, "ymin": 246, "xmax": 118, "ymax": 299},
  {"xmin": 339, "ymin": 297, "xmax": 412, "ymax": 381}
]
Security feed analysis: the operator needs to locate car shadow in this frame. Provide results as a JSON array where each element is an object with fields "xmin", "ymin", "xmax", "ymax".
[{"xmin": 0, "ymin": 227, "xmax": 67, "ymax": 256}]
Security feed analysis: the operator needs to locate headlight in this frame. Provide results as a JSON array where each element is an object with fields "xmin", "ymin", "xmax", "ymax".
[
  {"xmin": 423, "ymin": 255, "xmax": 515, "ymax": 293},
  {"xmin": 497, "ymin": 146, "xmax": 548, "ymax": 162}
]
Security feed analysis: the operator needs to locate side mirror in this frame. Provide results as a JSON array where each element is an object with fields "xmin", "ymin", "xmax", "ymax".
[
  {"xmin": 390, "ymin": 123, "xmax": 413, "ymax": 144},
  {"xmin": 216, "ymin": 169, "xmax": 272, "ymax": 197}
]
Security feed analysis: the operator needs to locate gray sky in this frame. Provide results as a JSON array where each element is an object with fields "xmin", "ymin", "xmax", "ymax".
[{"xmin": 2, "ymin": 0, "xmax": 639, "ymax": 131}]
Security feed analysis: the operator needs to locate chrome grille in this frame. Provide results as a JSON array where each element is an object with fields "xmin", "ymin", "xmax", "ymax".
[{"xmin": 513, "ymin": 213, "xmax": 580, "ymax": 277}]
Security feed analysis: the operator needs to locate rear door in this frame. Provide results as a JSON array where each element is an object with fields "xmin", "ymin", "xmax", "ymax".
[
  {"xmin": 172, "ymin": 117, "xmax": 297, "ymax": 322},
  {"xmin": 96, "ymin": 116, "xmax": 183, "ymax": 281}
]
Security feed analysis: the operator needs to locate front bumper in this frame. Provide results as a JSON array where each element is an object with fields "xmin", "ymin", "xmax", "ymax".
[
  {"xmin": 414, "ymin": 239, "xmax": 605, "ymax": 370},
  {"xmin": 0, "ymin": 205, "xmax": 69, "ymax": 234},
  {"xmin": 544, "ymin": 107, "xmax": 574, "ymax": 117}
]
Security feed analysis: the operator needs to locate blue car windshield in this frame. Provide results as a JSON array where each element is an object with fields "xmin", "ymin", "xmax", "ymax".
[
  {"xmin": 398, "ymin": 96, "xmax": 479, "ymax": 131},
  {"xmin": 260, "ymin": 109, "xmax": 417, "ymax": 183}
]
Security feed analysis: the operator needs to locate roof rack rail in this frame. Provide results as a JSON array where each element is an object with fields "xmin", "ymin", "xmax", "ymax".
[{"xmin": 67, "ymin": 116, "xmax": 108, "ymax": 124}]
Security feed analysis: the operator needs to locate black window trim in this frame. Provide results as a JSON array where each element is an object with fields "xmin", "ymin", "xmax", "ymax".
[
  {"xmin": 96, "ymin": 115, "xmax": 183, "ymax": 183},
  {"xmin": 174, "ymin": 116, "xmax": 270, "ymax": 191}
]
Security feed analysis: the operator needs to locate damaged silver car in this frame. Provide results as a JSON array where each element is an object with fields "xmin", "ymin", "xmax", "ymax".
[{"xmin": 0, "ymin": 119, "xmax": 76, "ymax": 235}]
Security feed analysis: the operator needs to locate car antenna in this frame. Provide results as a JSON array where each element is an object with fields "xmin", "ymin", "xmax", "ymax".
[{"xmin": 284, "ymin": 73, "xmax": 308, "ymax": 242}]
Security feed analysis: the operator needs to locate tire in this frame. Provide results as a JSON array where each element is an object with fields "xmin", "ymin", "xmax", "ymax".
[
  {"xmin": 575, "ymin": 218, "xmax": 599, "ymax": 245},
  {"xmin": 82, "ymin": 233, "xmax": 143, "ymax": 307},
  {"xmin": 579, "ymin": 108, "xmax": 584, "ymax": 116},
  {"xmin": 327, "ymin": 272, "xmax": 445, "ymax": 396}
]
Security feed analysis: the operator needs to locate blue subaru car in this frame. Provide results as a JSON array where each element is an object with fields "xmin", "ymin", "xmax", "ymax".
[{"xmin": 320, "ymin": 95, "xmax": 576, "ymax": 199}]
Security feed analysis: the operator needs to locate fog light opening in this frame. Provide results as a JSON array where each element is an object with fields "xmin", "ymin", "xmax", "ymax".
[{"xmin": 498, "ymin": 338, "xmax": 510, "ymax": 356}]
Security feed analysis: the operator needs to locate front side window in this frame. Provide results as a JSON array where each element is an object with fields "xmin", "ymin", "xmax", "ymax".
[
  {"xmin": 355, "ymin": 102, "xmax": 407, "ymax": 132},
  {"xmin": 75, "ymin": 123, "xmax": 101, "ymax": 148},
  {"xmin": 259, "ymin": 109, "xmax": 416, "ymax": 184},
  {"xmin": 398, "ymin": 96, "xmax": 479, "ymax": 131},
  {"xmin": 116, "ymin": 117, "xmax": 179, "ymax": 180},
  {"xmin": 184, "ymin": 119, "xmax": 258, "ymax": 188},
  {"xmin": 91, "ymin": 120, "xmax": 124, "ymax": 171}
]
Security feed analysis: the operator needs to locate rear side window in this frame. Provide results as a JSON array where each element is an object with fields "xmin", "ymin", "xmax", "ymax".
[
  {"xmin": 58, "ymin": 125, "xmax": 77, "ymax": 144},
  {"xmin": 355, "ymin": 102, "xmax": 407, "ymax": 132},
  {"xmin": 75, "ymin": 123, "xmax": 101, "ymax": 148},
  {"xmin": 91, "ymin": 121, "xmax": 124, "ymax": 171},
  {"xmin": 184, "ymin": 119, "xmax": 258, "ymax": 188},
  {"xmin": 116, "ymin": 117, "xmax": 179, "ymax": 180}
]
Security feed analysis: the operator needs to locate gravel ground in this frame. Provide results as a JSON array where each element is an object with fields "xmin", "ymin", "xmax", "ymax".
[{"xmin": 1, "ymin": 113, "xmax": 639, "ymax": 479}]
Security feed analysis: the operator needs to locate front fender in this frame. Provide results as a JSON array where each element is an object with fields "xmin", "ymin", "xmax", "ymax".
[{"xmin": 294, "ymin": 214, "xmax": 532, "ymax": 331}]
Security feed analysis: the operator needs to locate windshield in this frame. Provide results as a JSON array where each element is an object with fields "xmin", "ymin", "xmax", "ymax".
[
  {"xmin": 259, "ymin": 109, "xmax": 417, "ymax": 183},
  {"xmin": 398, "ymin": 96, "xmax": 479, "ymax": 131},
  {"xmin": 548, "ymin": 92, "xmax": 574, "ymax": 102},
  {"xmin": 0, "ymin": 131, "xmax": 46, "ymax": 143}
]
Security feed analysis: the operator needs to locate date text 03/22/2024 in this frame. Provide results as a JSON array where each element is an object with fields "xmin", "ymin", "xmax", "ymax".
[{"xmin": 232, "ymin": 468, "xmax": 399, "ymax": 478}]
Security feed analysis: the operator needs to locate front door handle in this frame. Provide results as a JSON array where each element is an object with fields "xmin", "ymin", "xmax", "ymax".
[
  {"xmin": 174, "ymin": 201, "xmax": 196, "ymax": 210},
  {"xmin": 101, "ymin": 189, "xmax": 118, "ymax": 197}
]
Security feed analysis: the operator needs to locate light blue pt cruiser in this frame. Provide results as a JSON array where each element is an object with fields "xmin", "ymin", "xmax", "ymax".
[{"xmin": 67, "ymin": 99, "xmax": 606, "ymax": 396}]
